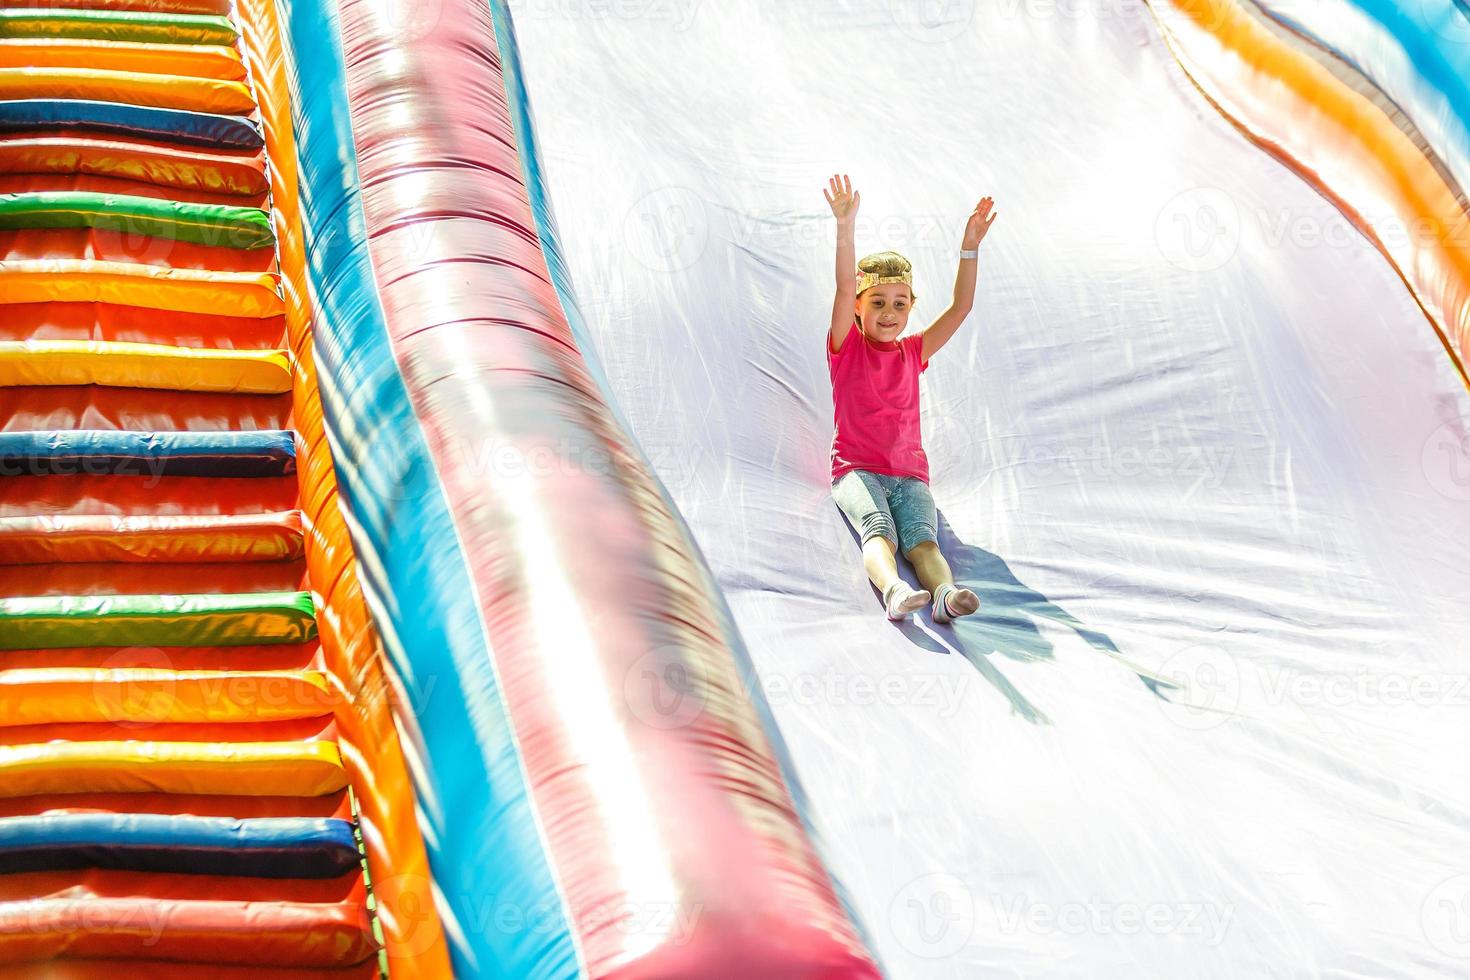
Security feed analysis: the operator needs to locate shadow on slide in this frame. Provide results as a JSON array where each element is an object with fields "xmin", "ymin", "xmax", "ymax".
[{"xmin": 851, "ymin": 511, "xmax": 1176, "ymax": 725}]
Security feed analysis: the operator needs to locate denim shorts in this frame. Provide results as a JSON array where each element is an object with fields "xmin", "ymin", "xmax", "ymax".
[{"xmin": 831, "ymin": 469, "xmax": 937, "ymax": 554}]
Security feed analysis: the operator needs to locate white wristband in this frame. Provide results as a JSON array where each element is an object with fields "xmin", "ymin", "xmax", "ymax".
[{"xmin": 959, "ymin": 248, "xmax": 979, "ymax": 260}]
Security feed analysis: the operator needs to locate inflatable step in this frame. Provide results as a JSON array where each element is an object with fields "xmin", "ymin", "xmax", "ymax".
[
  {"xmin": 0, "ymin": 668, "xmax": 336, "ymax": 725},
  {"xmin": 0, "ymin": 340, "xmax": 290, "ymax": 392},
  {"xmin": 0, "ymin": 263, "xmax": 282, "ymax": 318},
  {"xmin": 0, "ymin": 590, "xmax": 317, "ymax": 649},
  {"xmin": 0, "ymin": 38, "xmax": 247, "ymax": 81},
  {"xmin": 0, "ymin": 191, "xmax": 274, "ymax": 248},
  {"xmin": 0, "ymin": 896, "xmax": 375, "ymax": 967},
  {"xmin": 0, "ymin": 740, "xmax": 349, "ymax": 797},
  {"xmin": 0, "ymin": 962, "xmax": 379, "ymax": 979},
  {"xmin": 0, "ymin": 135, "xmax": 267, "ymax": 195},
  {"xmin": 0, "ymin": 99, "xmax": 262, "ymax": 150},
  {"xmin": 0, "ymin": 430, "xmax": 297, "ymax": 477},
  {"xmin": 0, "ymin": 814, "xmax": 359, "ymax": 878},
  {"xmin": 0, "ymin": 511, "xmax": 304, "ymax": 563},
  {"xmin": 0, "ymin": 0, "xmax": 235, "ymax": 14},
  {"xmin": 0, "ymin": 68, "xmax": 255, "ymax": 115},
  {"xmin": 0, "ymin": 9, "xmax": 237, "ymax": 46}
]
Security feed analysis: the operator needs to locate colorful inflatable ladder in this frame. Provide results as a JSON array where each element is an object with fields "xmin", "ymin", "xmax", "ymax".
[{"xmin": 0, "ymin": 0, "xmax": 378, "ymax": 973}]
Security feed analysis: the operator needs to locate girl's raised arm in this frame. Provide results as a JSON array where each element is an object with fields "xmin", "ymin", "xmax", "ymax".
[{"xmin": 824, "ymin": 174, "xmax": 859, "ymax": 353}]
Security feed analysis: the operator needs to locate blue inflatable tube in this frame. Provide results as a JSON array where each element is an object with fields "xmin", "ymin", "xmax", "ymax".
[
  {"xmin": 0, "ymin": 814, "xmax": 359, "ymax": 878},
  {"xmin": 0, "ymin": 429, "xmax": 297, "ymax": 477},
  {"xmin": 280, "ymin": 0, "xmax": 576, "ymax": 974},
  {"xmin": 0, "ymin": 99, "xmax": 263, "ymax": 150}
]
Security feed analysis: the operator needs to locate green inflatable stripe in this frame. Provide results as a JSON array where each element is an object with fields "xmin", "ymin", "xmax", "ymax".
[
  {"xmin": 0, "ymin": 193, "xmax": 274, "ymax": 249},
  {"xmin": 0, "ymin": 9, "xmax": 236, "ymax": 45},
  {"xmin": 0, "ymin": 591, "xmax": 317, "ymax": 650}
]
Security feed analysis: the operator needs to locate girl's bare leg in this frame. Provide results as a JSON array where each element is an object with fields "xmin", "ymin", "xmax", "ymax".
[
  {"xmin": 905, "ymin": 540, "xmax": 954, "ymax": 592},
  {"xmin": 862, "ymin": 536, "xmax": 902, "ymax": 593},
  {"xmin": 906, "ymin": 541, "xmax": 979, "ymax": 621}
]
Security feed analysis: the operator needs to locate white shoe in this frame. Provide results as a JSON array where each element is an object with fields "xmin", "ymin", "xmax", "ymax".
[
  {"xmin": 884, "ymin": 582, "xmax": 931, "ymax": 620},
  {"xmin": 933, "ymin": 584, "xmax": 980, "ymax": 624}
]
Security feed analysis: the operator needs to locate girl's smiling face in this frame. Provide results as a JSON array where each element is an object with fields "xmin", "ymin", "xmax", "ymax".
[{"xmin": 855, "ymin": 282, "xmax": 913, "ymax": 344}]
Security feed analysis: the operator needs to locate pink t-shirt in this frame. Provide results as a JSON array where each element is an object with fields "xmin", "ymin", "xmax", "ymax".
[{"xmin": 828, "ymin": 320, "xmax": 929, "ymax": 484}]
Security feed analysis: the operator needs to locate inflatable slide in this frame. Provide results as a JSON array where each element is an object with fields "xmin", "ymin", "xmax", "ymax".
[{"xmin": 2, "ymin": 0, "xmax": 1469, "ymax": 977}]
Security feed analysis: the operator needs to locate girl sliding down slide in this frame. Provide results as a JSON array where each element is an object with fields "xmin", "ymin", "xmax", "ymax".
[{"xmin": 824, "ymin": 173, "xmax": 997, "ymax": 622}]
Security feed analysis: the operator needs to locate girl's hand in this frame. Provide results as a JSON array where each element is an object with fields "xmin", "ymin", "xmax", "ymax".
[
  {"xmin": 963, "ymin": 196, "xmax": 998, "ymax": 248},
  {"xmin": 824, "ymin": 173, "xmax": 860, "ymax": 224}
]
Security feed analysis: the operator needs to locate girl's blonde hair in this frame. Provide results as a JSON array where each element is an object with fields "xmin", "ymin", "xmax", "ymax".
[{"xmin": 856, "ymin": 251, "xmax": 916, "ymax": 300}]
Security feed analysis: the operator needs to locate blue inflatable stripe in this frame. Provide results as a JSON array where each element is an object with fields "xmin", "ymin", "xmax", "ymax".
[
  {"xmin": 0, "ymin": 814, "xmax": 359, "ymax": 878},
  {"xmin": 282, "ymin": 0, "xmax": 575, "ymax": 974},
  {"xmin": 0, "ymin": 429, "xmax": 297, "ymax": 477},
  {"xmin": 0, "ymin": 99, "xmax": 263, "ymax": 151}
]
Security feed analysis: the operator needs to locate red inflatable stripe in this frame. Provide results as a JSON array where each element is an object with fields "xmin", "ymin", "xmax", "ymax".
[{"xmin": 0, "ymin": 511, "xmax": 305, "ymax": 563}]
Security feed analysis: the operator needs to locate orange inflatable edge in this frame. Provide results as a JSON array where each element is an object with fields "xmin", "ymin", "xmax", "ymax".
[
  {"xmin": 236, "ymin": 0, "xmax": 454, "ymax": 974},
  {"xmin": 1146, "ymin": 0, "xmax": 1470, "ymax": 389}
]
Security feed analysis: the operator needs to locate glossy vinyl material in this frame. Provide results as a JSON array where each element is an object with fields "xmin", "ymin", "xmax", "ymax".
[
  {"xmin": 506, "ymin": 0, "xmax": 1470, "ymax": 976},
  {"xmin": 0, "ymin": 511, "xmax": 305, "ymax": 563},
  {"xmin": 1254, "ymin": 0, "xmax": 1470, "ymax": 199},
  {"xmin": 0, "ymin": 813, "xmax": 360, "ymax": 878},
  {"xmin": 0, "ymin": 961, "xmax": 377, "ymax": 979},
  {"xmin": 0, "ymin": 473, "xmax": 299, "ymax": 517},
  {"xmin": 0, "ymin": 340, "xmax": 290, "ymax": 391},
  {"xmin": 0, "ymin": 558, "xmax": 307, "ymax": 597},
  {"xmin": 284, "ymin": 0, "xmax": 879, "ymax": 975},
  {"xmin": 0, "ymin": 668, "xmax": 335, "ymax": 725},
  {"xmin": 0, "ymin": 8, "xmax": 236, "ymax": 45},
  {"xmin": 0, "ymin": 135, "xmax": 266, "ymax": 195},
  {"xmin": 235, "ymin": 0, "xmax": 454, "ymax": 970},
  {"xmin": 0, "ymin": 788, "xmax": 350, "ymax": 820},
  {"xmin": 1146, "ymin": 0, "xmax": 1470, "ymax": 378},
  {"xmin": 0, "ymin": 68, "xmax": 255, "ymax": 115},
  {"xmin": 0, "ymin": 263, "xmax": 282, "ymax": 316},
  {"xmin": 0, "ymin": 589, "xmax": 318, "ymax": 649},
  {"xmin": 0, "ymin": 192, "xmax": 274, "ymax": 248},
  {"xmin": 0, "ymin": 39, "xmax": 246, "ymax": 80},
  {"xmin": 0, "ymin": 387, "xmax": 292, "ymax": 432},
  {"xmin": 0, "ymin": 99, "xmax": 261, "ymax": 150},
  {"xmin": 0, "ymin": 0, "xmax": 233, "ymax": 13},
  {"xmin": 0, "ymin": 740, "xmax": 348, "ymax": 798},
  {"xmin": 0, "ymin": 428, "xmax": 297, "ymax": 476},
  {"xmin": 0, "ymin": 302, "xmax": 285, "ymax": 347},
  {"xmin": 0, "ymin": 715, "xmax": 336, "ymax": 747},
  {"xmin": 0, "ymin": 869, "xmax": 374, "ymax": 967}
]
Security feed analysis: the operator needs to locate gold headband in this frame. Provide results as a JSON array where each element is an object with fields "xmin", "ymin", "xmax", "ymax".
[{"xmin": 856, "ymin": 270, "xmax": 913, "ymax": 295}]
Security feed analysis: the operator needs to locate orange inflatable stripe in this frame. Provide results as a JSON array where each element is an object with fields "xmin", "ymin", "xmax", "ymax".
[
  {"xmin": 236, "ymin": 0, "xmax": 455, "ymax": 972},
  {"xmin": 0, "ymin": 68, "xmax": 255, "ymax": 114},
  {"xmin": 0, "ymin": 39, "xmax": 245, "ymax": 80},
  {"xmin": 0, "ymin": 668, "xmax": 337, "ymax": 725},
  {"xmin": 0, "ymin": 261, "xmax": 283, "ymax": 318},
  {"xmin": 0, "ymin": 740, "xmax": 349, "ymax": 797},
  {"xmin": 0, "ymin": 511, "xmax": 304, "ymax": 563},
  {"xmin": 1149, "ymin": 0, "xmax": 1470, "ymax": 382},
  {"xmin": 0, "ymin": 340, "xmax": 291, "ymax": 393},
  {"xmin": 0, "ymin": 137, "xmax": 267, "ymax": 196}
]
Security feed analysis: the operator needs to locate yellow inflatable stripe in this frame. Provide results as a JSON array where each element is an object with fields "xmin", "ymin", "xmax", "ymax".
[
  {"xmin": 0, "ymin": 260, "xmax": 283, "ymax": 318},
  {"xmin": 0, "ymin": 340, "xmax": 291, "ymax": 393},
  {"xmin": 0, "ymin": 67, "xmax": 255, "ymax": 115},
  {"xmin": 0, "ymin": 740, "xmax": 348, "ymax": 798},
  {"xmin": 0, "ymin": 38, "xmax": 246, "ymax": 81},
  {"xmin": 0, "ymin": 669, "xmax": 337, "ymax": 726}
]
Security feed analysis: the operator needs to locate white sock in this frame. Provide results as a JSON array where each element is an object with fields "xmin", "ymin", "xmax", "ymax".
[{"xmin": 884, "ymin": 582, "xmax": 931, "ymax": 620}]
